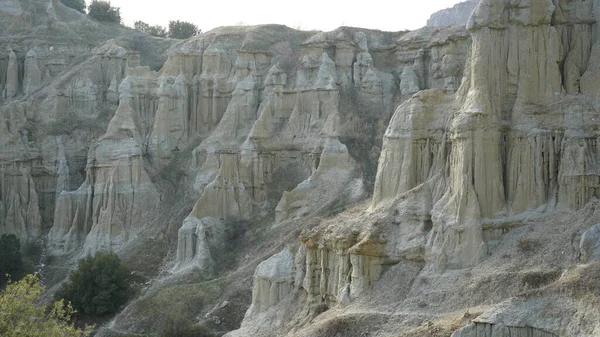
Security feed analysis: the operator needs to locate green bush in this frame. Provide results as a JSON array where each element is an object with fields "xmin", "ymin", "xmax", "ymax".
[
  {"xmin": 0, "ymin": 274, "xmax": 91, "ymax": 337},
  {"xmin": 134, "ymin": 20, "xmax": 168, "ymax": 38},
  {"xmin": 60, "ymin": 0, "xmax": 86, "ymax": 13},
  {"xmin": 0, "ymin": 234, "xmax": 24, "ymax": 287},
  {"xmin": 57, "ymin": 251, "xmax": 131, "ymax": 316},
  {"xmin": 168, "ymin": 20, "xmax": 201, "ymax": 39},
  {"xmin": 88, "ymin": 1, "xmax": 121, "ymax": 23}
]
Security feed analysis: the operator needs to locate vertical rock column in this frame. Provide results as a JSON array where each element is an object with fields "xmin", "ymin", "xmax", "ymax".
[
  {"xmin": 23, "ymin": 49, "xmax": 42, "ymax": 96},
  {"xmin": 3, "ymin": 51, "xmax": 19, "ymax": 100}
]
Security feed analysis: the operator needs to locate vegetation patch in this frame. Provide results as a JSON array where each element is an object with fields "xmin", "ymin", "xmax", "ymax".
[
  {"xmin": 61, "ymin": 0, "xmax": 86, "ymax": 13},
  {"xmin": 521, "ymin": 269, "xmax": 562, "ymax": 289},
  {"xmin": 0, "ymin": 274, "xmax": 91, "ymax": 337},
  {"xmin": 56, "ymin": 251, "xmax": 131, "ymax": 316},
  {"xmin": 517, "ymin": 237, "xmax": 541, "ymax": 253},
  {"xmin": 129, "ymin": 278, "xmax": 225, "ymax": 335},
  {"xmin": 88, "ymin": 1, "xmax": 122, "ymax": 23},
  {"xmin": 0, "ymin": 234, "xmax": 24, "ymax": 288}
]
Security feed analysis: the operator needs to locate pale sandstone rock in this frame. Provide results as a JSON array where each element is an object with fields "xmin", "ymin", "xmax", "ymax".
[
  {"xmin": 367, "ymin": 0, "xmax": 600, "ymax": 273},
  {"xmin": 452, "ymin": 296, "xmax": 568, "ymax": 337},
  {"xmin": 172, "ymin": 216, "xmax": 224, "ymax": 274},
  {"xmin": 399, "ymin": 66, "xmax": 420, "ymax": 96},
  {"xmin": 23, "ymin": 49, "xmax": 42, "ymax": 96},
  {"xmin": 0, "ymin": 165, "xmax": 43, "ymax": 242},
  {"xmin": 3, "ymin": 50, "xmax": 18, "ymax": 99},
  {"xmin": 246, "ymin": 248, "xmax": 295, "ymax": 315},
  {"xmin": 580, "ymin": 224, "xmax": 600, "ymax": 263},
  {"xmin": 275, "ymin": 138, "xmax": 359, "ymax": 222},
  {"xmin": 372, "ymin": 89, "xmax": 451, "ymax": 206},
  {"xmin": 581, "ymin": 43, "xmax": 600, "ymax": 101},
  {"xmin": 48, "ymin": 100, "xmax": 160, "ymax": 254},
  {"xmin": 427, "ymin": 0, "xmax": 480, "ymax": 27}
]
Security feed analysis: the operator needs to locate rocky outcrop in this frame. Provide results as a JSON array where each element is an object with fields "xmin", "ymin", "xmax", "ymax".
[
  {"xmin": 369, "ymin": 0, "xmax": 600, "ymax": 271},
  {"xmin": 228, "ymin": 1, "xmax": 600, "ymax": 336},
  {"xmin": 3, "ymin": 50, "xmax": 19, "ymax": 100},
  {"xmin": 580, "ymin": 224, "xmax": 600, "ymax": 263},
  {"xmin": 427, "ymin": 0, "xmax": 480, "ymax": 27},
  {"xmin": 23, "ymin": 49, "xmax": 42, "ymax": 96},
  {"xmin": 452, "ymin": 322, "xmax": 557, "ymax": 337},
  {"xmin": 172, "ymin": 216, "xmax": 224, "ymax": 274},
  {"xmin": 246, "ymin": 248, "xmax": 296, "ymax": 315},
  {"xmin": 48, "ymin": 100, "xmax": 160, "ymax": 254},
  {"xmin": 171, "ymin": 26, "xmax": 471, "ymax": 271}
]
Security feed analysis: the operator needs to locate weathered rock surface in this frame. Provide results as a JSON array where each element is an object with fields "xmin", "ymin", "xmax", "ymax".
[
  {"xmin": 428, "ymin": 0, "xmax": 480, "ymax": 27},
  {"xmin": 229, "ymin": 0, "xmax": 600, "ymax": 337},
  {"xmin": 172, "ymin": 216, "xmax": 224, "ymax": 274},
  {"xmin": 4, "ymin": 1, "xmax": 600, "ymax": 337},
  {"xmin": 580, "ymin": 224, "xmax": 600, "ymax": 263},
  {"xmin": 48, "ymin": 99, "xmax": 161, "ymax": 254}
]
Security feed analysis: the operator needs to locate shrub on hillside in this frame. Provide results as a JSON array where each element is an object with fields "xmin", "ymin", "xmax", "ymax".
[
  {"xmin": 88, "ymin": 1, "xmax": 121, "ymax": 23},
  {"xmin": 56, "ymin": 251, "xmax": 131, "ymax": 316},
  {"xmin": 61, "ymin": 0, "xmax": 86, "ymax": 13},
  {"xmin": 159, "ymin": 313, "xmax": 214, "ymax": 337},
  {"xmin": 0, "ymin": 234, "xmax": 24, "ymax": 287},
  {"xmin": 134, "ymin": 20, "xmax": 168, "ymax": 38},
  {"xmin": 0, "ymin": 274, "xmax": 91, "ymax": 337},
  {"xmin": 518, "ymin": 237, "xmax": 540, "ymax": 253},
  {"xmin": 168, "ymin": 20, "xmax": 201, "ymax": 39}
]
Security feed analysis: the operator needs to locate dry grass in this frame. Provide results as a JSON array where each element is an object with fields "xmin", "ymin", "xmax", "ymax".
[
  {"xmin": 517, "ymin": 237, "xmax": 541, "ymax": 253},
  {"xmin": 395, "ymin": 308, "xmax": 486, "ymax": 337},
  {"xmin": 521, "ymin": 269, "xmax": 562, "ymax": 289}
]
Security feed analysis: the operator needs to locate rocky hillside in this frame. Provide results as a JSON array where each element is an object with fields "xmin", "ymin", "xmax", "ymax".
[
  {"xmin": 2, "ymin": 0, "xmax": 600, "ymax": 336},
  {"xmin": 427, "ymin": 0, "xmax": 479, "ymax": 27}
]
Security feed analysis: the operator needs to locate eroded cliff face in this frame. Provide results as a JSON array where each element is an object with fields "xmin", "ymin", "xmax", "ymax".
[
  {"xmin": 229, "ymin": 0, "xmax": 600, "ymax": 337},
  {"xmin": 3, "ymin": 0, "xmax": 600, "ymax": 336},
  {"xmin": 427, "ymin": 0, "xmax": 480, "ymax": 27},
  {"xmin": 164, "ymin": 25, "xmax": 471, "ymax": 273}
]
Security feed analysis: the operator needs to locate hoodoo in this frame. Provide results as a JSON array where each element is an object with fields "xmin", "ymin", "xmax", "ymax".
[{"xmin": 1, "ymin": 0, "xmax": 600, "ymax": 336}]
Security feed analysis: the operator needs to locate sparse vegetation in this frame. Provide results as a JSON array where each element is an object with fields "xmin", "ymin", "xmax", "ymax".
[
  {"xmin": 134, "ymin": 20, "xmax": 168, "ymax": 38},
  {"xmin": 88, "ymin": 0, "xmax": 121, "ymax": 23},
  {"xmin": 522, "ymin": 269, "xmax": 562, "ymax": 289},
  {"xmin": 159, "ymin": 313, "xmax": 215, "ymax": 337},
  {"xmin": 169, "ymin": 20, "xmax": 201, "ymax": 39},
  {"xmin": 56, "ymin": 251, "xmax": 131, "ymax": 316},
  {"xmin": 517, "ymin": 237, "xmax": 540, "ymax": 253},
  {"xmin": 564, "ymin": 261, "xmax": 600, "ymax": 298},
  {"xmin": 46, "ymin": 112, "xmax": 108, "ymax": 137},
  {"xmin": 0, "ymin": 234, "xmax": 24, "ymax": 288},
  {"xmin": 339, "ymin": 85, "xmax": 388, "ymax": 193},
  {"xmin": 61, "ymin": 0, "xmax": 86, "ymax": 13},
  {"xmin": 0, "ymin": 274, "xmax": 92, "ymax": 337},
  {"xmin": 132, "ymin": 278, "xmax": 225, "ymax": 334}
]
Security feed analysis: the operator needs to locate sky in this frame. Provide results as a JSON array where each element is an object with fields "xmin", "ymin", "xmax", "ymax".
[{"xmin": 96, "ymin": 0, "xmax": 468, "ymax": 33}]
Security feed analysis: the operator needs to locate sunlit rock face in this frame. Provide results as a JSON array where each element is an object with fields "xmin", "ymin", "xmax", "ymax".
[
  {"xmin": 229, "ymin": 1, "xmax": 600, "ymax": 336},
  {"xmin": 371, "ymin": 0, "xmax": 600, "ymax": 272},
  {"xmin": 427, "ymin": 0, "xmax": 480, "ymax": 27},
  {"xmin": 168, "ymin": 25, "xmax": 471, "ymax": 270}
]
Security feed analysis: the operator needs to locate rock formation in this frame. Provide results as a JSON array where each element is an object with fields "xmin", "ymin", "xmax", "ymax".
[
  {"xmin": 48, "ymin": 99, "xmax": 160, "ymax": 254},
  {"xmin": 427, "ymin": 0, "xmax": 480, "ymax": 27},
  {"xmin": 3, "ymin": 0, "xmax": 600, "ymax": 337},
  {"xmin": 228, "ymin": 0, "xmax": 600, "ymax": 336}
]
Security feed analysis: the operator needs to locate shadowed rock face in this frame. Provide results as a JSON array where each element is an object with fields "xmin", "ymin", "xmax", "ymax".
[{"xmin": 4, "ymin": 0, "xmax": 600, "ymax": 336}]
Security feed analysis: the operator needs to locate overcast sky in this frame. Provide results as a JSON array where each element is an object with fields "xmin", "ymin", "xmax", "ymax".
[{"xmin": 98, "ymin": 0, "xmax": 468, "ymax": 32}]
